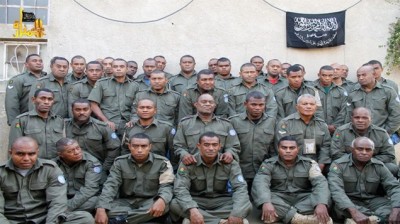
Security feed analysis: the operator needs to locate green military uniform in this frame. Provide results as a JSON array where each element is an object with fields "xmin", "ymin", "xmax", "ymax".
[
  {"xmin": 88, "ymin": 77, "xmax": 139, "ymax": 135},
  {"xmin": 227, "ymin": 80, "xmax": 278, "ymax": 117},
  {"xmin": 275, "ymin": 83, "xmax": 324, "ymax": 121},
  {"xmin": 347, "ymin": 82, "xmax": 400, "ymax": 135},
  {"xmin": 29, "ymin": 73, "xmax": 70, "ymax": 118},
  {"xmin": 252, "ymin": 156, "xmax": 330, "ymax": 224},
  {"xmin": 341, "ymin": 79, "xmax": 356, "ymax": 93},
  {"xmin": 132, "ymin": 88, "xmax": 181, "ymax": 126},
  {"xmin": 328, "ymin": 154, "xmax": 400, "ymax": 221},
  {"xmin": 215, "ymin": 74, "xmax": 238, "ymax": 90},
  {"xmin": 96, "ymin": 153, "xmax": 174, "ymax": 223},
  {"xmin": 275, "ymin": 112, "xmax": 331, "ymax": 165},
  {"xmin": 9, "ymin": 110, "xmax": 64, "ymax": 159},
  {"xmin": 178, "ymin": 83, "xmax": 229, "ymax": 120},
  {"xmin": 67, "ymin": 78, "xmax": 94, "ymax": 117},
  {"xmin": 258, "ymin": 74, "xmax": 288, "ymax": 93},
  {"xmin": 66, "ymin": 72, "xmax": 85, "ymax": 84},
  {"xmin": 122, "ymin": 118, "xmax": 175, "ymax": 157},
  {"xmin": 0, "ymin": 158, "xmax": 94, "ymax": 224},
  {"xmin": 5, "ymin": 71, "xmax": 46, "ymax": 125},
  {"xmin": 380, "ymin": 77, "xmax": 399, "ymax": 95},
  {"xmin": 312, "ymin": 81, "xmax": 348, "ymax": 128},
  {"xmin": 170, "ymin": 153, "xmax": 251, "ymax": 223},
  {"xmin": 330, "ymin": 123, "xmax": 397, "ymax": 173},
  {"xmin": 133, "ymin": 74, "xmax": 151, "ymax": 91},
  {"xmin": 229, "ymin": 112, "xmax": 276, "ymax": 181},
  {"xmin": 65, "ymin": 117, "xmax": 120, "ymax": 171},
  {"xmin": 173, "ymin": 114, "xmax": 241, "ymax": 161},
  {"xmin": 54, "ymin": 152, "xmax": 102, "ymax": 212},
  {"xmin": 169, "ymin": 71, "xmax": 197, "ymax": 93}
]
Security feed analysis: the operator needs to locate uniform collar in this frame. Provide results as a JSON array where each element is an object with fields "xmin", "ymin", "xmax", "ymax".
[
  {"xmin": 194, "ymin": 153, "xmax": 221, "ymax": 167},
  {"xmin": 194, "ymin": 113, "xmax": 217, "ymax": 121},
  {"xmin": 134, "ymin": 118, "xmax": 158, "ymax": 128},
  {"xmin": 240, "ymin": 112, "xmax": 268, "ymax": 121},
  {"xmin": 48, "ymin": 72, "xmax": 69, "ymax": 84},
  {"xmin": 129, "ymin": 153, "xmax": 154, "ymax": 165},
  {"xmin": 28, "ymin": 109, "xmax": 56, "ymax": 118}
]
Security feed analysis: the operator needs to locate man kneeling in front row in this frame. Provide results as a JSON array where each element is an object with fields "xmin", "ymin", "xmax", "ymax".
[
  {"xmin": 252, "ymin": 136, "xmax": 332, "ymax": 224},
  {"xmin": 0, "ymin": 137, "xmax": 94, "ymax": 223}
]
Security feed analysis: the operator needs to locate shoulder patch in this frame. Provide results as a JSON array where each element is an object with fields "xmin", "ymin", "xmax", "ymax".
[
  {"xmin": 170, "ymin": 128, "xmax": 176, "ymax": 135},
  {"xmin": 58, "ymin": 175, "xmax": 66, "ymax": 184},
  {"xmin": 178, "ymin": 166, "xmax": 188, "ymax": 175},
  {"xmin": 229, "ymin": 129, "xmax": 236, "ymax": 136},
  {"xmin": 111, "ymin": 132, "xmax": 118, "ymax": 139},
  {"xmin": 329, "ymin": 163, "xmax": 339, "ymax": 173},
  {"xmin": 237, "ymin": 175, "xmax": 244, "ymax": 183},
  {"xmin": 224, "ymin": 94, "xmax": 229, "ymax": 103},
  {"xmin": 15, "ymin": 122, "xmax": 21, "ymax": 128},
  {"xmin": 93, "ymin": 166, "xmax": 102, "ymax": 173}
]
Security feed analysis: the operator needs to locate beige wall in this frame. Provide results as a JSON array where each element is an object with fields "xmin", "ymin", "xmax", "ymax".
[{"xmin": 0, "ymin": 0, "xmax": 399, "ymax": 161}]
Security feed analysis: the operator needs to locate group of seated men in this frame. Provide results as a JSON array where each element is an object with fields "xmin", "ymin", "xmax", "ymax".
[{"xmin": 2, "ymin": 53, "xmax": 400, "ymax": 223}]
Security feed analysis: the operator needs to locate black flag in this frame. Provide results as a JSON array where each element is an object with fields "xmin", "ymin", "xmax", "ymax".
[
  {"xmin": 286, "ymin": 11, "xmax": 345, "ymax": 48},
  {"xmin": 22, "ymin": 11, "xmax": 36, "ymax": 22}
]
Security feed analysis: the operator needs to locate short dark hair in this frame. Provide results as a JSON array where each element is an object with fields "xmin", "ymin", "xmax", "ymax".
[
  {"xmin": 292, "ymin": 64, "xmax": 305, "ymax": 73},
  {"xmin": 367, "ymin": 60, "xmax": 382, "ymax": 68},
  {"xmin": 196, "ymin": 69, "xmax": 214, "ymax": 80},
  {"xmin": 240, "ymin": 63, "xmax": 256, "ymax": 71},
  {"xmin": 286, "ymin": 65, "xmax": 303, "ymax": 76},
  {"xmin": 25, "ymin": 54, "xmax": 40, "ymax": 62},
  {"xmin": 217, "ymin": 57, "xmax": 231, "ymax": 64},
  {"xmin": 154, "ymin": 55, "xmax": 165, "ymax": 60},
  {"xmin": 149, "ymin": 70, "xmax": 166, "ymax": 78},
  {"xmin": 180, "ymin": 55, "xmax": 195, "ymax": 63},
  {"xmin": 103, "ymin": 57, "xmax": 114, "ymax": 61},
  {"xmin": 50, "ymin": 56, "xmax": 69, "ymax": 66},
  {"xmin": 127, "ymin": 60, "xmax": 137, "ymax": 65},
  {"xmin": 250, "ymin": 55, "xmax": 264, "ymax": 63},
  {"xmin": 86, "ymin": 60, "xmax": 103, "ymax": 69},
  {"xmin": 70, "ymin": 55, "xmax": 86, "ymax": 64},
  {"xmin": 245, "ymin": 91, "xmax": 265, "ymax": 102},
  {"xmin": 137, "ymin": 98, "xmax": 156, "ymax": 108},
  {"xmin": 319, "ymin": 65, "xmax": 334, "ymax": 72},
  {"xmin": 56, "ymin": 138, "xmax": 77, "ymax": 152},
  {"xmin": 277, "ymin": 136, "xmax": 298, "ymax": 147},
  {"xmin": 198, "ymin": 131, "xmax": 220, "ymax": 143},
  {"xmin": 34, "ymin": 88, "xmax": 53, "ymax": 98},
  {"xmin": 129, "ymin": 133, "xmax": 152, "ymax": 144},
  {"xmin": 72, "ymin": 98, "xmax": 91, "ymax": 109},
  {"xmin": 113, "ymin": 58, "xmax": 127, "ymax": 66},
  {"xmin": 267, "ymin": 59, "xmax": 281, "ymax": 66}
]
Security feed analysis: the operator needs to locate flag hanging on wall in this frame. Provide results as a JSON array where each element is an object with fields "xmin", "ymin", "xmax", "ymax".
[{"xmin": 286, "ymin": 11, "xmax": 345, "ymax": 48}]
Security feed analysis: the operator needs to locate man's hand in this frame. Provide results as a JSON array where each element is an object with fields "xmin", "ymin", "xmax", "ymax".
[
  {"xmin": 261, "ymin": 202, "xmax": 278, "ymax": 223},
  {"xmin": 189, "ymin": 208, "xmax": 205, "ymax": 224},
  {"xmin": 94, "ymin": 208, "xmax": 108, "ymax": 224},
  {"xmin": 227, "ymin": 216, "xmax": 244, "ymax": 224},
  {"xmin": 348, "ymin": 208, "xmax": 369, "ymax": 224},
  {"xmin": 106, "ymin": 120, "xmax": 116, "ymax": 130},
  {"xmin": 388, "ymin": 207, "xmax": 400, "ymax": 224},
  {"xmin": 220, "ymin": 152, "xmax": 234, "ymax": 164},
  {"xmin": 328, "ymin": 125, "xmax": 336, "ymax": 135},
  {"xmin": 314, "ymin": 204, "xmax": 330, "ymax": 224},
  {"xmin": 319, "ymin": 163, "xmax": 325, "ymax": 172},
  {"xmin": 147, "ymin": 197, "xmax": 166, "ymax": 217},
  {"xmin": 182, "ymin": 154, "xmax": 197, "ymax": 165},
  {"xmin": 125, "ymin": 120, "xmax": 133, "ymax": 128}
]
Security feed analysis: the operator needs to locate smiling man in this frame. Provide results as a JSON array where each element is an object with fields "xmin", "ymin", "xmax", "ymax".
[{"xmin": 252, "ymin": 136, "xmax": 332, "ymax": 224}]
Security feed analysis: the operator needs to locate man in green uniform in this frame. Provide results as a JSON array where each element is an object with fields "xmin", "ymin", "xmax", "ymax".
[
  {"xmin": 331, "ymin": 107, "xmax": 397, "ymax": 175},
  {"xmin": 347, "ymin": 64, "xmax": 400, "ymax": 135},
  {"xmin": 65, "ymin": 98, "xmax": 120, "ymax": 173},
  {"xmin": 0, "ymin": 137, "xmax": 94, "ymax": 223},
  {"xmin": 126, "ymin": 60, "xmax": 138, "ymax": 80},
  {"xmin": 208, "ymin": 58, "xmax": 218, "ymax": 75},
  {"xmin": 368, "ymin": 60, "xmax": 399, "ymax": 94},
  {"xmin": 122, "ymin": 99, "xmax": 175, "ymax": 159},
  {"xmin": 331, "ymin": 63, "xmax": 355, "ymax": 93},
  {"xmin": 174, "ymin": 93, "xmax": 241, "ymax": 165},
  {"xmin": 132, "ymin": 70, "xmax": 180, "ymax": 126},
  {"xmin": 275, "ymin": 65, "xmax": 323, "ymax": 121},
  {"xmin": 135, "ymin": 58, "xmax": 158, "ymax": 90},
  {"xmin": 170, "ymin": 55, "xmax": 197, "ymax": 93},
  {"xmin": 171, "ymin": 132, "xmax": 252, "ymax": 224},
  {"xmin": 5, "ymin": 53, "xmax": 46, "ymax": 125},
  {"xmin": 9, "ymin": 88, "xmax": 64, "ymax": 159},
  {"xmin": 94, "ymin": 133, "xmax": 174, "ymax": 224},
  {"xmin": 68, "ymin": 60, "xmax": 103, "ymax": 117},
  {"xmin": 102, "ymin": 57, "xmax": 114, "ymax": 77},
  {"xmin": 66, "ymin": 55, "xmax": 86, "ymax": 83},
  {"xmin": 29, "ymin": 56, "xmax": 70, "ymax": 118},
  {"xmin": 54, "ymin": 138, "xmax": 102, "ymax": 212},
  {"xmin": 252, "ymin": 136, "xmax": 332, "ymax": 224},
  {"xmin": 215, "ymin": 57, "xmax": 238, "ymax": 90},
  {"xmin": 228, "ymin": 63, "xmax": 277, "ymax": 117},
  {"xmin": 154, "ymin": 55, "xmax": 173, "ymax": 79},
  {"xmin": 258, "ymin": 59, "xmax": 288, "ymax": 93},
  {"xmin": 179, "ymin": 69, "xmax": 229, "ymax": 120},
  {"xmin": 229, "ymin": 91, "xmax": 276, "ymax": 192},
  {"xmin": 250, "ymin": 55, "xmax": 265, "ymax": 76},
  {"xmin": 312, "ymin": 65, "xmax": 347, "ymax": 135},
  {"xmin": 328, "ymin": 137, "xmax": 400, "ymax": 223},
  {"xmin": 88, "ymin": 58, "xmax": 139, "ymax": 137},
  {"xmin": 275, "ymin": 94, "xmax": 331, "ymax": 172}
]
